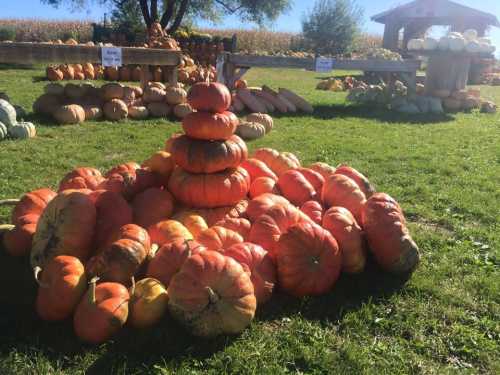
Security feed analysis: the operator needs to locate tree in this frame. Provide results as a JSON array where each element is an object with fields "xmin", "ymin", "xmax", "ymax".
[
  {"xmin": 41, "ymin": 0, "xmax": 291, "ymax": 33},
  {"xmin": 302, "ymin": 0, "xmax": 363, "ymax": 56}
]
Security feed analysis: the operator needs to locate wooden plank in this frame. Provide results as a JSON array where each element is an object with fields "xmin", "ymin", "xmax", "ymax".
[
  {"xmin": 0, "ymin": 42, "xmax": 181, "ymax": 66},
  {"xmin": 332, "ymin": 59, "xmax": 420, "ymax": 72},
  {"xmin": 228, "ymin": 54, "xmax": 315, "ymax": 69}
]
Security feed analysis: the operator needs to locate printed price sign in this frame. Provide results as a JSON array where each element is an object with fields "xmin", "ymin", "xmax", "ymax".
[
  {"xmin": 101, "ymin": 47, "xmax": 123, "ymax": 67},
  {"xmin": 315, "ymin": 57, "xmax": 334, "ymax": 72}
]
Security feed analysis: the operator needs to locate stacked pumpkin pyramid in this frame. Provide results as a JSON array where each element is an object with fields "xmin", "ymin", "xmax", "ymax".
[{"xmin": 167, "ymin": 81, "xmax": 250, "ymax": 209}]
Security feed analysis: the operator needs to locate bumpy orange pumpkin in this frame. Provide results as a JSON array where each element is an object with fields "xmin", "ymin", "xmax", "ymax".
[
  {"xmin": 142, "ymin": 151, "xmax": 175, "ymax": 185},
  {"xmin": 240, "ymin": 158, "xmax": 278, "ymax": 182},
  {"xmin": 300, "ymin": 200, "xmax": 324, "ymax": 225},
  {"xmin": 105, "ymin": 162, "xmax": 140, "ymax": 177},
  {"xmin": 253, "ymin": 148, "xmax": 301, "ymax": 176},
  {"xmin": 197, "ymin": 226, "xmax": 243, "ymax": 251},
  {"xmin": 2, "ymin": 214, "xmax": 38, "ymax": 256},
  {"xmin": 11, "ymin": 188, "xmax": 57, "ymax": 224},
  {"xmin": 168, "ymin": 167, "xmax": 250, "ymax": 208},
  {"xmin": 58, "ymin": 167, "xmax": 104, "ymax": 192},
  {"xmin": 182, "ymin": 111, "xmax": 237, "ymax": 141},
  {"xmin": 31, "ymin": 190, "xmax": 96, "ymax": 270},
  {"xmin": 74, "ymin": 278, "xmax": 129, "ymax": 343},
  {"xmin": 322, "ymin": 206, "xmax": 366, "ymax": 274},
  {"xmin": 131, "ymin": 187, "xmax": 174, "ymax": 228},
  {"xmin": 361, "ymin": 193, "xmax": 420, "ymax": 274},
  {"xmin": 170, "ymin": 134, "xmax": 248, "ymax": 174},
  {"xmin": 225, "ymin": 242, "xmax": 276, "ymax": 305},
  {"xmin": 146, "ymin": 238, "xmax": 206, "ymax": 287},
  {"xmin": 86, "ymin": 224, "xmax": 151, "ymax": 284},
  {"xmin": 249, "ymin": 203, "xmax": 309, "ymax": 260},
  {"xmin": 167, "ymin": 250, "xmax": 256, "ymax": 337},
  {"xmin": 309, "ymin": 162, "xmax": 336, "ymax": 180},
  {"xmin": 35, "ymin": 255, "xmax": 87, "ymax": 321},
  {"xmin": 88, "ymin": 190, "xmax": 133, "ymax": 253},
  {"xmin": 148, "ymin": 220, "xmax": 193, "ymax": 247},
  {"xmin": 187, "ymin": 81, "xmax": 231, "ymax": 112},
  {"xmin": 249, "ymin": 176, "xmax": 279, "ymax": 198},
  {"xmin": 246, "ymin": 193, "xmax": 290, "ymax": 222},
  {"xmin": 172, "ymin": 212, "xmax": 209, "ymax": 239},
  {"xmin": 296, "ymin": 167, "xmax": 325, "ymax": 194},
  {"xmin": 278, "ymin": 169, "xmax": 317, "ymax": 206},
  {"xmin": 100, "ymin": 167, "xmax": 159, "ymax": 201},
  {"xmin": 276, "ymin": 222, "xmax": 341, "ymax": 297},
  {"xmin": 321, "ymin": 174, "xmax": 366, "ymax": 223},
  {"xmin": 183, "ymin": 199, "xmax": 249, "ymax": 227},
  {"xmin": 335, "ymin": 165, "xmax": 375, "ymax": 198},
  {"xmin": 214, "ymin": 217, "xmax": 251, "ymax": 241}
]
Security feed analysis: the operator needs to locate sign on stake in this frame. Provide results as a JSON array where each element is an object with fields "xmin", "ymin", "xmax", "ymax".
[{"xmin": 101, "ymin": 47, "xmax": 123, "ymax": 67}]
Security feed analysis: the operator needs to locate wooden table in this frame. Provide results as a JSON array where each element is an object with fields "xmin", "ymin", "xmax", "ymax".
[{"xmin": 0, "ymin": 42, "xmax": 182, "ymax": 86}]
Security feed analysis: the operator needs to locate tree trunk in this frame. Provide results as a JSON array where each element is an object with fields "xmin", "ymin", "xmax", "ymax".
[
  {"xmin": 150, "ymin": 0, "xmax": 158, "ymax": 22},
  {"xmin": 160, "ymin": 0, "xmax": 176, "ymax": 29},
  {"xmin": 167, "ymin": 0, "xmax": 190, "ymax": 34},
  {"xmin": 139, "ymin": 0, "xmax": 152, "ymax": 28}
]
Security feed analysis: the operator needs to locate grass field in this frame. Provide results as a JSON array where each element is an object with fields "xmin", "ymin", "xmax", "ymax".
[{"xmin": 0, "ymin": 65, "xmax": 499, "ymax": 375}]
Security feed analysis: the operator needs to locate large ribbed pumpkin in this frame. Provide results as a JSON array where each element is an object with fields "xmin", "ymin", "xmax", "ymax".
[
  {"xmin": 321, "ymin": 174, "xmax": 366, "ymax": 223},
  {"xmin": 86, "ymin": 224, "xmax": 151, "ymax": 284},
  {"xmin": 182, "ymin": 111, "xmax": 238, "ymax": 141},
  {"xmin": 278, "ymin": 169, "xmax": 317, "ymax": 206},
  {"xmin": 246, "ymin": 193, "xmax": 290, "ymax": 222},
  {"xmin": 276, "ymin": 222, "xmax": 341, "ymax": 297},
  {"xmin": 196, "ymin": 226, "xmax": 243, "ymax": 251},
  {"xmin": 187, "ymin": 81, "xmax": 231, "ymax": 112},
  {"xmin": 300, "ymin": 200, "xmax": 323, "ymax": 225},
  {"xmin": 167, "ymin": 250, "xmax": 256, "ymax": 337},
  {"xmin": 170, "ymin": 134, "xmax": 247, "ymax": 174},
  {"xmin": 214, "ymin": 217, "xmax": 251, "ymax": 241},
  {"xmin": 168, "ymin": 167, "xmax": 250, "ymax": 208},
  {"xmin": 148, "ymin": 220, "xmax": 193, "ymax": 247},
  {"xmin": 99, "ymin": 166, "xmax": 159, "ymax": 201},
  {"xmin": 11, "ymin": 188, "xmax": 57, "ymax": 224},
  {"xmin": 249, "ymin": 176, "xmax": 279, "ymax": 198},
  {"xmin": 184, "ymin": 199, "xmax": 249, "ymax": 227},
  {"xmin": 131, "ymin": 187, "xmax": 174, "ymax": 228},
  {"xmin": 253, "ymin": 148, "xmax": 300, "ymax": 176},
  {"xmin": 335, "ymin": 165, "xmax": 375, "ymax": 198},
  {"xmin": 361, "ymin": 193, "xmax": 420, "ymax": 274},
  {"xmin": 309, "ymin": 162, "xmax": 336, "ymax": 180},
  {"xmin": 146, "ymin": 239, "xmax": 206, "ymax": 287},
  {"xmin": 322, "ymin": 206, "xmax": 366, "ymax": 274},
  {"xmin": 172, "ymin": 211, "xmax": 209, "ymax": 239},
  {"xmin": 31, "ymin": 190, "xmax": 96, "ymax": 270},
  {"xmin": 296, "ymin": 167, "xmax": 325, "ymax": 194},
  {"xmin": 225, "ymin": 242, "xmax": 276, "ymax": 305},
  {"xmin": 58, "ymin": 167, "xmax": 104, "ymax": 192},
  {"xmin": 240, "ymin": 158, "xmax": 278, "ymax": 182}
]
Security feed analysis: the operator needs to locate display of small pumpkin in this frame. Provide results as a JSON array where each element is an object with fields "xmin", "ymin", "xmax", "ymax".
[
  {"xmin": 236, "ymin": 121, "xmax": 266, "ymax": 140},
  {"xmin": 142, "ymin": 150, "xmax": 175, "ymax": 183},
  {"xmin": 167, "ymin": 250, "xmax": 256, "ymax": 337},
  {"xmin": 128, "ymin": 277, "xmax": 169, "ymax": 328},
  {"xmin": 249, "ymin": 176, "xmax": 280, "ymax": 198}
]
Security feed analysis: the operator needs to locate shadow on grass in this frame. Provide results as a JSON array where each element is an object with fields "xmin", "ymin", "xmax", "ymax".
[
  {"xmin": 0, "ymin": 242, "xmax": 414, "ymax": 372},
  {"xmin": 0, "ymin": 63, "xmax": 36, "ymax": 70}
]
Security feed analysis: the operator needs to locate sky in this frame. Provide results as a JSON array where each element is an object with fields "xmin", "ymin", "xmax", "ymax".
[{"xmin": 2, "ymin": 0, "xmax": 500, "ymax": 52}]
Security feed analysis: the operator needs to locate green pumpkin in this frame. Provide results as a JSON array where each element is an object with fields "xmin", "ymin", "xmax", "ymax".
[
  {"xmin": 0, "ymin": 99, "xmax": 17, "ymax": 128},
  {"xmin": 0, "ymin": 121, "xmax": 8, "ymax": 140},
  {"xmin": 9, "ymin": 122, "xmax": 36, "ymax": 139}
]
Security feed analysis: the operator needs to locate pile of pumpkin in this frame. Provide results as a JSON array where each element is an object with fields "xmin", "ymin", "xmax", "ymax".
[
  {"xmin": 33, "ymin": 81, "xmax": 192, "ymax": 124},
  {"xmin": 432, "ymin": 89, "xmax": 497, "ymax": 114},
  {"xmin": 316, "ymin": 76, "xmax": 361, "ymax": 92},
  {"xmin": 230, "ymin": 80, "xmax": 313, "ymax": 114},
  {"xmin": 0, "ymin": 81, "xmax": 420, "ymax": 342},
  {"xmin": 0, "ymin": 97, "xmax": 37, "ymax": 141}
]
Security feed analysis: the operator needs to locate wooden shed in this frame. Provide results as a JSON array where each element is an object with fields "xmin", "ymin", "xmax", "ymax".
[{"xmin": 372, "ymin": 0, "xmax": 500, "ymax": 51}]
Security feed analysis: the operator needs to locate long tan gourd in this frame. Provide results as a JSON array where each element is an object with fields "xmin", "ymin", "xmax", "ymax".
[
  {"xmin": 237, "ymin": 89, "xmax": 267, "ymax": 113},
  {"xmin": 278, "ymin": 88, "xmax": 314, "ymax": 113},
  {"xmin": 254, "ymin": 90, "xmax": 288, "ymax": 113},
  {"xmin": 277, "ymin": 94, "xmax": 297, "ymax": 112},
  {"xmin": 262, "ymin": 85, "xmax": 295, "ymax": 112},
  {"xmin": 252, "ymin": 93, "xmax": 275, "ymax": 113}
]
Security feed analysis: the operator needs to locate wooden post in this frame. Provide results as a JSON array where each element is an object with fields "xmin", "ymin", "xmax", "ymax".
[
  {"xmin": 140, "ymin": 64, "xmax": 151, "ymax": 89},
  {"xmin": 424, "ymin": 54, "xmax": 472, "ymax": 94}
]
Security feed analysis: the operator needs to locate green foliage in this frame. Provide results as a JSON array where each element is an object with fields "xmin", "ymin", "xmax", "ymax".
[
  {"xmin": 302, "ymin": 0, "xmax": 363, "ymax": 55},
  {"xmin": 0, "ymin": 26, "xmax": 16, "ymax": 41},
  {"xmin": 110, "ymin": 0, "xmax": 145, "ymax": 43}
]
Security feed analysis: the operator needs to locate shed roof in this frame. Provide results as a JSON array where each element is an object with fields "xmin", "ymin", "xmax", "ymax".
[{"xmin": 371, "ymin": 0, "xmax": 499, "ymax": 27}]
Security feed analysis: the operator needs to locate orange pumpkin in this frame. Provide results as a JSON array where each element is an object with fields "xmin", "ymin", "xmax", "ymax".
[
  {"xmin": 278, "ymin": 169, "xmax": 317, "ymax": 206},
  {"xmin": 100, "ymin": 167, "xmax": 160, "ymax": 201},
  {"xmin": 172, "ymin": 212, "xmax": 209, "ymax": 239},
  {"xmin": 183, "ymin": 199, "xmax": 249, "ymax": 226},
  {"xmin": 58, "ymin": 167, "xmax": 104, "ymax": 192},
  {"xmin": 142, "ymin": 151, "xmax": 175, "ymax": 184},
  {"xmin": 73, "ymin": 277, "xmax": 129, "ymax": 343},
  {"xmin": 321, "ymin": 174, "xmax": 366, "ymax": 223},
  {"xmin": 167, "ymin": 250, "xmax": 256, "ymax": 337},
  {"xmin": 249, "ymin": 176, "xmax": 280, "ymax": 198},
  {"xmin": 168, "ymin": 167, "xmax": 250, "ymax": 208},
  {"xmin": 225, "ymin": 242, "xmax": 276, "ymax": 305},
  {"xmin": 86, "ymin": 224, "xmax": 151, "ymax": 284},
  {"xmin": 246, "ymin": 193, "xmax": 290, "ymax": 222},
  {"xmin": 187, "ymin": 81, "xmax": 231, "ymax": 112},
  {"xmin": 170, "ymin": 134, "xmax": 247, "ymax": 174},
  {"xmin": 214, "ymin": 217, "xmax": 251, "ymax": 241},
  {"xmin": 249, "ymin": 203, "xmax": 308, "ymax": 260},
  {"xmin": 146, "ymin": 238, "xmax": 206, "ymax": 287},
  {"xmin": 89, "ymin": 190, "xmax": 133, "ymax": 253},
  {"xmin": 11, "ymin": 188, "xmax": 57, "ymax": 224},
  {"xmin": 300, "ymin": 200, "xmax": 324, "ymax": 225},
  {"xmin": 197, "ymin": 226, "xmax": 243, "ymax": 251},
  {"xmin": 131, "ymin": 187, "xmax": 175, "ymax": 228},
  {"xmin": 309, "ymin": 162, "xmax": 336, "ymax": 180},
  {"xmin": 31, "ymin": 190, "xmax": 96, "ymax": 270},
  {"xmin": 105, "ymin": 162, "xmax": 140, "ymax": 177},
  {"xmin": 276, "ymin": 222, "xmax": 341, "ymax": 297},
  {"xmin": 182, "ymin": 111, "xmax": 237, "ymax": 141},
  {"xmin": 335, "ymin": 165, "xmax": 375, "ymax": 198},
  {"xmin": 296, "ymin": 167, "xmax": 325, "ymax": 194},
  {"xmin": 253, "ymin": 148, "xmax": 301, "ymax": 176},
  {"xmin": 148, "ymin": 220, "xmax": 193, "ymax": 247},
  {"xmin": 322, "ymin": 206, "xmax": 366, "ymax": 274},
  {"xmin": 2, "ymin": 214, "xmax": 38, "ymax": 256},
  {"xmin": 240, "ymin": 158, "xmax": 278, "ymax": 182},
  {"xmin": 35, "ymin": 255, "xmax": 87, "ymax": 321},
  {"xmin": 361, "ymin": 193, "xmax": 420, "ymax": 274}
]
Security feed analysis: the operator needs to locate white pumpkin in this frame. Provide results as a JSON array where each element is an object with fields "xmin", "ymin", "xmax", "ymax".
[
  {"xmin": 465, "ymin": 41, "xmax": 481, "ymax": 54},
  {"xmin": 423, "ymin": 37, "xmax": 438, "ymax": 51},
  {"xmin": 0, "ymin": 99, "xmax": 17, "ymax": 128},
  {"xmin": 463, "ymin": 29, "xmax": 478, "ymax": 41},
  {"xmin": 449, "ymin": 37, "xmax": 466, "ymax": 52}
]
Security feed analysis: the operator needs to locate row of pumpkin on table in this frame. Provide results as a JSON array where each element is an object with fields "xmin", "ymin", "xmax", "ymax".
[{"xmin": 0, "ymin": 148, "xmax": 419, "ymax": 342}]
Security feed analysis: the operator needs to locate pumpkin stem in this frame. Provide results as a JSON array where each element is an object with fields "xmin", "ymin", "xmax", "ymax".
[
  {"xmin": 0, "ymin": 199, "xmax": 20, "ymax": 207},
  {"xmin": 0, "ymin": 224, "xmax": 15, "ymax": 233},
  {"xmin": 150, "ymin": 243, "xmax": 159, "ymax": 258},
  {"xmin": 130, "ymin": 276, "xmax": 136, "ymax": 296},
  {"xmin": 89, "ymin": 276, "xmax": 100, "ymax": 305},
  {"xmin": 205, "ymin": 286, "xmax": 219, "ymax": 304},
  {"xmin": 33, "ymin": 266, "xmax": 49, "ymax": 288}
]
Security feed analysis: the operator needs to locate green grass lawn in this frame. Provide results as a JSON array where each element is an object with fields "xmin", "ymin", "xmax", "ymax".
[{"xmin": 0, "ymin": 65, "xmax": 499, "ymax": 375}]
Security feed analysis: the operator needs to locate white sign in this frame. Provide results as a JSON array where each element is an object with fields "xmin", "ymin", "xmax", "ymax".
[
  {"xmin": 315, "ymin": 57, "xmax": 334, "ymax": 72},
  {"xmin": 101, "ymin": 47, "xmax": 123, "ymax": 67},
  {"xmin": 216, "ymin": 54, "xmax": 225, "ymax": 83}
]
